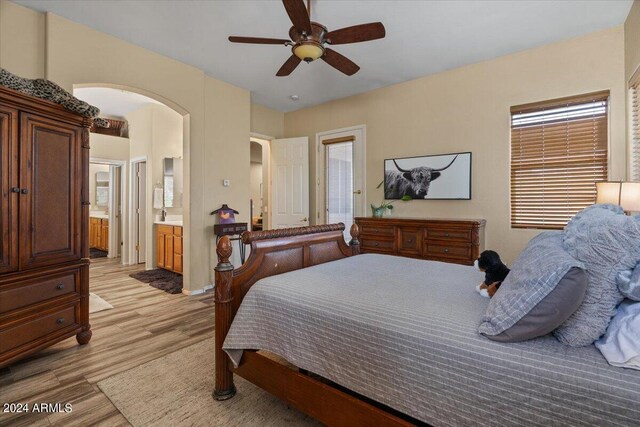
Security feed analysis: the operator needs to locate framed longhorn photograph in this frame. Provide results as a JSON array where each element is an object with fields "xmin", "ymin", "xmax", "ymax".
[{"xmin": 383, "ymin": 152, "xmax": 472, "ymax": 200}]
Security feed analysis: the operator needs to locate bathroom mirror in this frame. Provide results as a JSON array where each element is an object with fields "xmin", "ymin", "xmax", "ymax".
[
  {"xmin": 163, "ymin": 157, "xmax": 183, "ymax": 208},
  {"xmin": 95, "ymin": 171, "xmax": 109, "ymax": 207}
]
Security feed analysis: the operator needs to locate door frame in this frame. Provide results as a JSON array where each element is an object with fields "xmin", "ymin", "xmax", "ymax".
[
  {"xmin": 315, "ymin": 125, "xmax": 367, "ymax": 225},
  {"xmin": 90, "ymin": 157, "xmax": 126, "ymax": 263},
  {"xmin": 129, "ymin": 156, "xmax": 148, "ymax": 266},
  {"xmin": 250, "ymin": 132, "xmax": 273, "ymax": 230}
]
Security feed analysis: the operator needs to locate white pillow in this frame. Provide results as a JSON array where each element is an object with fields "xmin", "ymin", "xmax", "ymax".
[{"xmin": 595, "ymin": 300, "xmax": 640, "ymax": 370}]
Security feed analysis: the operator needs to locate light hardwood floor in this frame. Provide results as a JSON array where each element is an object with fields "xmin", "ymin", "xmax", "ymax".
[{"xmin": 0, "ymin": 258, "xmax": 215, "ymax": 426}]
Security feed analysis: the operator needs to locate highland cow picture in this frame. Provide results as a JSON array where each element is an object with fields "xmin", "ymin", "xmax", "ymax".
[{"xmin": 384, "ymin": 152, "xmax": 471, "ymax": 200}]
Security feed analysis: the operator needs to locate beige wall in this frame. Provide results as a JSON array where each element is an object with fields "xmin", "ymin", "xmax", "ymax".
[
  {"xmin": 126, "ymin": 103, "xmax": 183, "ymax": 268},
  {"xmin": 251, "ymin": 103, "xmax": 284, "ymax": 138},
  {"xmin": 284, "ymin": 27, "xmax": 627, "ymax": 264},
  {"xmin": 625, "ymin": 0, "xmax": 640, "ymax": 83},
  {"xmin": 0, "ymin": 3, "xmax": 251, "ymax": 291},
  {"xmin": 0, "ymin": 1, "xmax": 45, "ymax": 78},
  {"xmin": 90, "ymin": 133, "xmax": 130, "ymax": 162}
]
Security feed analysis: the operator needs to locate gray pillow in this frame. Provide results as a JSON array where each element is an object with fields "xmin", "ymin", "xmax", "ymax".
[
  {"xmin": 554, "ymin": 204, "xmax": 640, "ymax": 346},
  {"xmin": 479, "ymin": 232, "xmax": 586, "ymax": 340},
  {"xmin": 485, "ymin": 268, "xmax": 587, "ymax": 342}
]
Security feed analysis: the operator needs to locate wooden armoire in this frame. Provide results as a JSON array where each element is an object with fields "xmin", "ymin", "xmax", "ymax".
[{"xmin": 0, "ymin": 86, "xmax": 92, "ymax": 367}]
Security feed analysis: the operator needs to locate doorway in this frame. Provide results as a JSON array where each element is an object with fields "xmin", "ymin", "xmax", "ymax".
[
  {"xmin": 317, "ymin": 126, "xmax": 366, "ymax": 239},
  {"xmin": 89, "ymin": 159, "xmax": 125, "ymax": 260},
  {"xmin": 132, "ymin": 159, "xmax": 147, "ymax": 264}
]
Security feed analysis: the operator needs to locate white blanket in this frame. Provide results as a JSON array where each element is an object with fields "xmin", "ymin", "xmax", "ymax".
[{"xmin": 596, "ymin": 300, "xmax": 640, "ymax": 370}]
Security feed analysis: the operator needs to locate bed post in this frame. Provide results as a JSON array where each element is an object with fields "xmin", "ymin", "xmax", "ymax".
[
  {"xmin": 349, "ymin": 223, "xmax": 361, "ymax": 255},
  {"xmin": 212, "ymin": 236, "xmax": 237, "ymax": 401}
]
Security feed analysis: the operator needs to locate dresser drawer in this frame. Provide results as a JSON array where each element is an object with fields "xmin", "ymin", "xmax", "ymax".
[
  {"xmin": 424, "ymin": 242, "xmax": 472, "ymax": 260},
  {"xmin": 0, "ymin": 304, "xmax": 78, "ymax": 353},
  {"xmin": 361, "ymin": 236, "xmax": 395, "ymax": 252},
  {"xmin": 359, "ymin": 224, "xmax": 395, "ymax": 237},
  {"xmin": 0, "ymin": 271, "xmax": 78, "ymax": 314},
  {"xmin": 398, "ymin": 228, "xmax": 421, "ymax": 254},
  {"xmin": 425, "ymin": 228, "xmax": 472, "ymax": 243}
]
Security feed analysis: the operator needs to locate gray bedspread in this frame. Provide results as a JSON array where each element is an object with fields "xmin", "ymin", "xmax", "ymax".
[{"xmin": 223, "ymin": 254, "xmax": 640, "ymax": 426}]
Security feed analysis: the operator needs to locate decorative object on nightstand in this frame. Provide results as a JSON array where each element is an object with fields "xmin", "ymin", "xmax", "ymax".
[{"xmin": 211, "ymin": 205, "xmax": 248, "ymax": 263}]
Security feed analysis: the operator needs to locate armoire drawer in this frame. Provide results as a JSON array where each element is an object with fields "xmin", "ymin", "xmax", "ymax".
[
  {"xmin": 0, "ymin": 270, "xmax": 78, "ymax": 314},
  {"xmin": 0, "ymin": 304, "xmax": 79, "ymax": 353}
]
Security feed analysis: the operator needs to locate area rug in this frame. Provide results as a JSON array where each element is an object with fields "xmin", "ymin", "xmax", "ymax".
[
  {"xmin": 97, "ymin": 340, "xmax": 319, "ymax": 427},
  {"xmin": 129, "ymin": 269, "xmax": 183, "ymax": 294},
  {"xmin": 90, "ymin": 248, "xmax": 108, "ymax": 259},
  {"xmin": 89, "ymin": 292, "xmax": 113, "ymax": 314}
]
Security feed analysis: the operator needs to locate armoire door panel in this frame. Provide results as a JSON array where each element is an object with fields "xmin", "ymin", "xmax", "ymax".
[
  {"xmin": 19, "ymin": 113, "xmax": 81, "ymax": 269},
  {"xmin": 0, "ymin": 106, "xmax": 19, "ymax": 273}
]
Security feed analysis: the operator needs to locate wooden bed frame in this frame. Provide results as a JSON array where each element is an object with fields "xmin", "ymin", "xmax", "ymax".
[{"xmin": 213, "ymin": 223, "xmax": 418, "ymax": 426}]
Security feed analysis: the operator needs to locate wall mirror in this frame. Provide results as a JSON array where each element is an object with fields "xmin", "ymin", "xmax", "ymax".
[
  {"xmin": 163, "ymin": 157, "xmax": 183, "ymax": 208},
  {"xmin": 95, "ymin": 171, "xmax": 109, "ymax": 207}
]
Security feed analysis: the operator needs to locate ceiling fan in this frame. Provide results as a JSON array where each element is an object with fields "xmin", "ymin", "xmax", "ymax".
[{"xmin": 228, "ymin": 0, "xmax": 386, "ymax": 76}]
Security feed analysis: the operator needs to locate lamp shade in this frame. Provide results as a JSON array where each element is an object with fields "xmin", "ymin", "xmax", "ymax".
[
  {"xmin": 293, "ymin": 42, "xmax": 324, "ymax": 62},
  {"xmin": 621, "ymin": 182, "xmax": 640, "ymax": 212},
  {"xmin": 596, "ymin": 182, "xmax": 622, "ymax": 204}
]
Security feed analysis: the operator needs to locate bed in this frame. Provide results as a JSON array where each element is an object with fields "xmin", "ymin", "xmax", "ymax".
[{"xmin": 213, "ymin": 223, "xmax": 640, "ymax": 426}]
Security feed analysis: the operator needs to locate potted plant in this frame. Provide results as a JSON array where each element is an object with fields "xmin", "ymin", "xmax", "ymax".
[{"xmin": 371, "ymin": 180, "xmax": 410, "ymax": 217}]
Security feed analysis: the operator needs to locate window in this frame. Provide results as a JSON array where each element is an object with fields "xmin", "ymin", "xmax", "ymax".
[
  {"xmin": 631, "ymin": 69, "xmax": 640, "ymax": 180},
  {"xmin": 510, "ymin": 91, "xmax": 609, "ymax": 229}
]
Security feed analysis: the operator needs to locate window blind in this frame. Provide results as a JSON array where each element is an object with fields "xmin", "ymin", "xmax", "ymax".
[
  {"xmin": 631, "ymin": 69, "xmax": 640, "ymax": 181},
  {"xmin": 510, "ymin": 91, "xmax": 609, "ymax": 229}
]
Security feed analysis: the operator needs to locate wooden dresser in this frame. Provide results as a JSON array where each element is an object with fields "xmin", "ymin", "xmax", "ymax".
[
  {"xmin": 0, "ymin": 86, "xmax": 92, "ymax": 368},
  {"xmin": 157, "ymin": 224, "xmax": 183, "ymax": 274},
  {"xmin": 354, "ymin": 217, "xmax": 486, "ymax": 265}
]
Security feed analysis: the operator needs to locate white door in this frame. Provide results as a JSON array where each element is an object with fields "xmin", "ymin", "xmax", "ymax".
[
  {"xmin": 135, "ymin": 162, "xmax": 147, "ymax": 264},
  {"xmin": 271, "ymin": 137, "xmax": 309, "ymax": 229},
  {"xmin": 318, "ymin": 127, "xmax": 365, "ymax": 234}
]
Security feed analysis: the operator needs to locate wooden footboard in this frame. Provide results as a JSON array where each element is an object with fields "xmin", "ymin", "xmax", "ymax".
[
  {"xmin": 213, "ymin": 223, "xmax": 360, "ymax": 399},
  {"xmin": 212, "ymin": 223, "xmax": 415, "ymax": 426}
]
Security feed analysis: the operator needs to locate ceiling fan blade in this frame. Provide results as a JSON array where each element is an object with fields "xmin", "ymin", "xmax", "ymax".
[
  {"xmin": 322, "ymin": 48, "xmax": 360, "ymax": 76},
  {"xmin": 282, "ymin": 0, "xmax": 312, "ymax": 34},
  {"xmin": 276, "ymin": 55, "xmax": 302, "ymax": 76},
  {"xmin": 228, "ymin": 36, "xmax": 290, "ymax": 45},
  {"xmin": 325, "ymin": 22, "xmax": 386, "ymax": 45}
]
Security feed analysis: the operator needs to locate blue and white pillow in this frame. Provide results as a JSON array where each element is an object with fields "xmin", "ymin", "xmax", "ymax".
[
  {"xmin": 595, "ymin": 300, "xmax": 640, "ymax": 370},
  {"xmin": 554, "ymin": 204, "xmax": 640, "ymax": 346}
]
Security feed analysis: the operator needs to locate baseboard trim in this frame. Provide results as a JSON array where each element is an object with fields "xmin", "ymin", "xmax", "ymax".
[{"xmin": 182, "ymin": 284, "xmax": 214, "ymax": 296}]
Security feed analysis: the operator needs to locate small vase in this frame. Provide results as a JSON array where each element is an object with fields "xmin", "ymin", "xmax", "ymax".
[
  {"xmin": 371, "ymin": 206, "xmax": 384, "ymax": 218},
  {"xmin": 383, "ymin": 207, "xmax": 392, "ymax": 217}
]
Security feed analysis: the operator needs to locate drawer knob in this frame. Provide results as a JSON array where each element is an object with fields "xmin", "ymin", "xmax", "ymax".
[
  {"xmin": 56, "ymin": 284, "xmax": 64, "ymax": 290},
  {"xmin": 408, "ymin": 239, "xmax": 413, "ymax": 243},
  {"xmin": 11, "ymin": 187, "xmax": 20, "ymax": 193},
  {"xmin": 445, "ymin": 233, "xmax": 450, "ymax": 237},
  {"xmin": 444, "ymin": 248, "xmax": 449, "ymax": 253},
  {"xmin": 56, "ymin": 318, "xmax": 65, "ymax": 325},
  {"xmin": 374, "ymin": 242, "xmax": 379, "ymax": 246}
]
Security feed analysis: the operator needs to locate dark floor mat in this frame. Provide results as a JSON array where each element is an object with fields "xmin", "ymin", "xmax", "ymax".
[
  {"xmin": 129, "ymin": 269, "xmax": 183, "ymax": 294},
  {"xmin": 90, "ymin": 248, "xmax": 108, "ymax": 259}
]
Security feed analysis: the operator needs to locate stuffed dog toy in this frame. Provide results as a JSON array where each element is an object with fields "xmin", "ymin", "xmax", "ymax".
[{"xmin": 474, "ymin": 250, "xmax": 510, "ymax": 298}]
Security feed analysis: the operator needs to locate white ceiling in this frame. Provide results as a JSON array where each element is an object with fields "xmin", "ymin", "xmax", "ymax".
[
  {"xmin": 16, "ymin": 0, "xmax": 634, "ymax": 112},
  {"xmin": 73, "ymin": 87, "xmax": 161, "ymax": 118}
]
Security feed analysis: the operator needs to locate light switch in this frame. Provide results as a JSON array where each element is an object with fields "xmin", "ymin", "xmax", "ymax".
[{"xmin": 223, "ymin": 179, "xmax": 230, "ymax": 187}]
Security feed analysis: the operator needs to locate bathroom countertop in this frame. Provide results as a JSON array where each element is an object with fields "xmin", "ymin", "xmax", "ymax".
[
  {"xmin": 90, "ymin": 214, "xmax": 109, "ymax": 219},
  {"xmin": 154, "ymin": 220, "xmax": 183, "ymax": 226}
]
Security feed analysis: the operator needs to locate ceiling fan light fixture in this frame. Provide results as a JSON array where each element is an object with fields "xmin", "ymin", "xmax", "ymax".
[{"xmin": 293, "ymin": 42, "xmax": 324, "ymax": 62}]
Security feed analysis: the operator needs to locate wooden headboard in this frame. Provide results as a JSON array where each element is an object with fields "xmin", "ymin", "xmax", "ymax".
[{"xmin": 213, "ymin": 223, "xmax": 360, "ymax": 399}]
